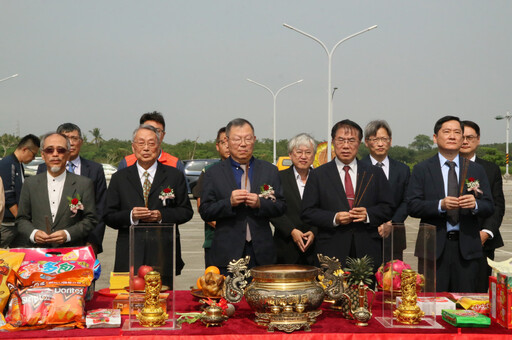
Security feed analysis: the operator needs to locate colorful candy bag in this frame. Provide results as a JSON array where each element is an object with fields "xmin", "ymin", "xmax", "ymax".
[
  {"xmin": 2, "ymin": 268, "xmax": 93, "ymax": 331},
  {"xmin": 0, "ymin": 252, "xmax": 25, "ymax": 313}
]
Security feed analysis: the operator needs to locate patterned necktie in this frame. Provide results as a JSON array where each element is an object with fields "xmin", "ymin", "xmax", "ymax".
[
  {"xmin": 143, "ymin": 171, "xmax": 151, "ymax": 207},
  {"xmin": 445, "ymin": 161, "xmax": 459, "ymax": 225},
  {"xmin": 240, "ymin": 164, "xmax": 252, "ymax": 242},
  {"xmin": 67, "ymin": 162, "xmax": 75, "ymax": 173},
  {"xmin": 343, "ymin": 165, "xmax": 355, "ymax": 209}
]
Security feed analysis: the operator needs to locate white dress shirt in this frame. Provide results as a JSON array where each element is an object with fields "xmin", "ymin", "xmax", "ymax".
[
  {"xmin": 369, "ymin": 155, "xmax": 389, "ymax": 179},
  {"xmin": 293, "ymin": 166, "xmax": 309, "ymax": 199}
]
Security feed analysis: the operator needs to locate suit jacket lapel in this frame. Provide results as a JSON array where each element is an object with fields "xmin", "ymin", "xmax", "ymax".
[
  {"xmin": 286, "ymin": 166, "xmax": 302, "ymax": 202},
  {"xmin": 388, "ymin": 159, "xmax": 399, "ymax": 186},
  {"xmin": 426, "ymin": 155, "xmax": 445, "ymax": 199},
  {"xmin": 37, "ymin": 174, "xmax": 53, "ymax": 220},
  {"xmin": 325, "ymin": 160, "xmax": 349, "ymax": 208},
  {"xmin": 80, "ymin": 157, "xmax": 90, "ymax": 177},
  {"xmin": 149, "ymin": 163, "xmax": 167, "ymax": 197},
  {"xmin": 127, "ymin": 165, "xmax": 144, "ymax": 201},
  {"xmin": 222, "ymin": 158, "xmax": 241, "ymax": 190}
]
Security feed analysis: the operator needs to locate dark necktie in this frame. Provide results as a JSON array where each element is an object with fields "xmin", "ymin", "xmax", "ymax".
[
  {"xmin": 343, "ymin": 165, "xmax": 355, "ymax": 209},
  {"xmin": 446, "ymin": 161, "xmax": 459, "ymax": 225},
  {"xmin": 376, "ymin": 162, "xmax": 383, "ymax": 168},
  {"xmin": 240, "ymin": 164, "xmax": 251, "ymax": 241}
]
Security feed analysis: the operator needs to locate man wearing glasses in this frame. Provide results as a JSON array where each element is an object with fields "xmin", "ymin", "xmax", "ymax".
[
  {"xmin": 361, "ymin": 120, "xmax": 410, "ymax": 261},
  {"xmin": 12, "ymin": 132, "xmax": 97, "ymax": 248},
  {"xmin": 0, "ymin": 134, "xmax": 40, "ymax": 248},
  {"xmin": 199, "ymin": 118, "xmax": 286, "ymax": 274},
  {"xmin": 302, "ymin": 119, "xmax": 393, "ymax": 275},
  {"xmin": 36, "ymin": 123, "xmax": 107, "ymax": 256},
  {"xmin": 460, "ymin": 120, "xmax": 505, "ymax": 292}
]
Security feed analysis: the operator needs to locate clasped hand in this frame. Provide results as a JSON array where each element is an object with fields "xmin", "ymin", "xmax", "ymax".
[
  {"xmin": 335, "ymin": 207, "xmax": 367, "ymax": 225},
  {"xmin": 291, "ymin": 229, "xmax": 315, "ymax": 252},
  {"xmin": 132, "ymin": 206, "xmax": 162, "ymax": 222},
  {"xmin": 442, "ymin": 194, "xmax": 476, "ymax": 210},
  {"xmin": 34, "ymin": 230, "xmax": 67, "ymax": 245},
  {"xmin": 230, "ymin": 189, "xmax": 260, "ymax": 208}
]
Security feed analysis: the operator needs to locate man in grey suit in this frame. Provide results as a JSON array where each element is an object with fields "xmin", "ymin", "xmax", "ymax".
[
  {"xmin": 270, "ymin": 133, "xmax": 317, "ymax": 265},
  {"xmin": 37, "ymin": 123, "xmax": 107, "ymax": 255},
  {"xmin": 361, "ymin": 120, "xmax": 410, "ymax": 260},
  {"xmin": 13, "ymin": 132, "xmax": 97, "ymax": 248}
]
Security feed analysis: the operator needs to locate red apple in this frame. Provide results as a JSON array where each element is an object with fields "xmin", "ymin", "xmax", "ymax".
[
  {"xmin": 137, "ymin": 265, "xmax": 153, "ymax": 279},
  {"xmin": 131, "ymin": 277, "xmax": 145, "ymax": 291}
]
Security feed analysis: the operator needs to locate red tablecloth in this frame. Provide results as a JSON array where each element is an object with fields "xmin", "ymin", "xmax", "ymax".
[{"xmin": 1, "ymin": 290, "xmax": 511, "ymax": 339}]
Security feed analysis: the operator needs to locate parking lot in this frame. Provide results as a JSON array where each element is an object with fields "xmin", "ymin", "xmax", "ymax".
[{"xmin": 96, "ymin": 180, "xmax": 512, "ymax": 291}]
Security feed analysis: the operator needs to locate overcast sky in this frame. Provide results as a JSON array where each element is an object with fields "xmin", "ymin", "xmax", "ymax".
[{"xmin": 1, "ymin": 1, "xmax": 511, "ymax": 147}]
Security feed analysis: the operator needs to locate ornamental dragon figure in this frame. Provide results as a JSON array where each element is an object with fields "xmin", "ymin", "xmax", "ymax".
[
  {"xmin": 223, "ymin": 256, "xmax": 251, "ymax": 303},
  {"xmin": 317, "ymin": 253, "xmax": 345, "ymax": 300}
]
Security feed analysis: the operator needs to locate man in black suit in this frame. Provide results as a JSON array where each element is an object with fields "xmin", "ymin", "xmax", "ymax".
[
  {"xmin": 270, "ymin": 133, "xmax": 317, "ymax": 265},
  {"xmin": 361, "ymin": 120, "xmax": 410, "ymax": 260},
  {"xmin": 407, "ymin": 116, "xmax": 494, "ymax": 292},
  {"xmin": 460, "ymin": 120, "xmax": 505, "ymax": 292},
  {"xmin": 104, "ymin": 125, "xmax": 193, "ymax": 286},
  {"xmin": 199, "ymin": 118, "xmax": 286, "ymax": 274},
  {"xmin": 301, "ymin": 119, "xmax": 394, "ymax": 273},
  {"xmin": 37, "ymin": 123, "xmax": 107, "ymax": 255}
]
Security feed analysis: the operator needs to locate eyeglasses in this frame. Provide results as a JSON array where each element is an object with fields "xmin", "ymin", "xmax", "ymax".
[
  {"xmin": 463, "ymin": 135, "xmax": 478, "ymax": 142},
  {"xmin": 133, "ymin": 140, "xmax": 158, "ymax": 148},
  {"xmin": 293, "ymin": 149, "xmax": 314, "ymax": 157},
  {"xmin": 229, "ymin": 136, "xmax": 255, "ymax": 145},
  {"xmin": 334, "ymin": 138, "xmax": 358, "ymax": 145},
  {"xmin": 367, "ymin": 137, "xmax": 390, "ymax": 143},
  {"xmin": 27, "ymin": 148, "xmax": 37, "ymax": 157},
  {"xmin": 66, "ymin": 136, "xmax": 81, "ymax": 142},
  {"xmin": 43, "ymin": 147, "xmax": 68, "ymax": 155}
]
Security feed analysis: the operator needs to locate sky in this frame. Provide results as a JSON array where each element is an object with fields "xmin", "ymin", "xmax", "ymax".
[{"xmin": 1, "ymin": 1, "xmax": 511, "ymax": 147}]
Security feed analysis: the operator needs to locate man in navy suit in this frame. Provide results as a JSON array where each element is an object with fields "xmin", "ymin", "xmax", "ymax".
[
  {"xmin": 270, "ymin": 133, "xmax": 317, "ymax": 265},
  {"xmin": 105, "ymin": 124, "xmax": 193, "ymax": 286},
  {"xmin": 361, "ymin": 120, "xmax": 410, "ymax": 260},
  {"xmin": 407, "ymin": 116, "xmax": 494, "ymax": 292},
  {"xmin": 37, "ymin": 123, "xmax": 107, "ymax": 255},
  {"xmin": 301, "ymin": 119, "xmax": 394, "ymax": 273},
  {"xmin": 460, "ymin": 120, "xmax": 505, "ymax": 292},
  {"xmin": 199, "ymin": 118, "xmax": 286, "ymax": 274}
]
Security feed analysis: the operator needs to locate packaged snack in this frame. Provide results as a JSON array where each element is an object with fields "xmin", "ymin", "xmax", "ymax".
[
  {"xmin": 86, "ymin": 309, "xmax": 121, "ymax": 328},
  {"xmin": 456, "ymin": 294, "xmax": 490, "ymax": 315},
  {"xmin": 2, "ymin": 269, "xmax": 92, "ymax": 331},
  {"xmin": 442, "ymin": 309, "xmax": 491, "ymax": 328},
  {"xmin": 0, "ymin": 252, "xmax": 25, "ymax": 312}
]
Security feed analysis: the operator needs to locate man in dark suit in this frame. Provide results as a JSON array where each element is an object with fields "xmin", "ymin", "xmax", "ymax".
[
  {"xmin": 199, "ymin": 118, "xmax": 286, "ymax": 274},
  {"xmin": 460, "ymin": 120, "xmax": 505, "ymax": 292},
  {"xmin": 0, "ymin": 134, "xmax": 40, "ymax": 247},
  {"xmin": 407, "ymin": 116, "xmax": 494, "ymax": 292},
  {"xmin": 301, "ymin": 119, "xmax": 394, "ymax": 273},
  {"xmin": 37, "ymin": 123, "xmax": 107, "ymax": 255},
  {"xmin": 361, "ymin": 120, "xmax": 410, "ymax": 260},
  {"xmin": 104, "ymin": 125, "xmax": 193, "ymax": 286},
  {"xmin": 270, "ymin": 133, "xmax": 317, "ymax": 265},
  {"xmin": 13, "ymin": 132, "xmax": 97, "ymax": 248}
]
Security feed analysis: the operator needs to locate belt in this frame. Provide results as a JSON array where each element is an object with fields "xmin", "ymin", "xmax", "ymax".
[{"xmin": 447, "ymin": 230, "xmax": 459, "ymax": 240}]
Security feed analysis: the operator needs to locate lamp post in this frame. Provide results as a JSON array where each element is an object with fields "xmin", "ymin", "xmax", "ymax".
[
  {"xmin": 495, "ymin": 112, "xmax": 512, "ymax": 178},
  {"xmin": 246, "ymin": 78, "xmax": 303, "ymax": 164},
  {"xmin": 0, "ymin": 74, "xmax": 18, "ymax": 83},
  {"xmin": 283, "ymin": 23, "xmax": 377, "ymax": 160}
]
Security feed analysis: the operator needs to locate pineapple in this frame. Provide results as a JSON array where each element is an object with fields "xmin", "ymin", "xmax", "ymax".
[{"xmin": 339, "ymin": 255, "xmax": 374, "ymax": 318}]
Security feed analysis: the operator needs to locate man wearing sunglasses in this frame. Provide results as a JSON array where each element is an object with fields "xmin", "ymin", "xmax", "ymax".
[
  {"xmin": 0, "ymin": 134, "xmax": 40, "ymax": 248},
  {"xmin": 12, "ymin": 132, "xmax": 97, "ymax": 248},
  {"xmin": 36, "ymin": 123, "xmax": 107, "ymax": 256}
]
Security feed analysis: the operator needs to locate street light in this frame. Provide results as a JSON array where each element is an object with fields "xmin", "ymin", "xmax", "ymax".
[
  {"xmin": 283, "ymin": 23, "xmax": 377, "ymax": 160},
  {"xmin": 0, "ymin": 74, "xmax": 18, "ymax": 83},
  {"xmin": 495, "ymin": 112, "xmax": 512, "ymax": 177},
  {"xmin": 246, "ymin": 78, "xmax": 303, "ymax": 164}
]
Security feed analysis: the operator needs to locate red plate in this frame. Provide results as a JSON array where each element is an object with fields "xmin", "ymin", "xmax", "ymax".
[{"xmin": 97, "ymin": 288, "xmax": 122, "ymax": 297}]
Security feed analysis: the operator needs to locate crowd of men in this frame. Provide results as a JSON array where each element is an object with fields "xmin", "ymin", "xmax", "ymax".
[{"xmin": 0, "ymin": 113, "xmax": 505, "ymax": 293}]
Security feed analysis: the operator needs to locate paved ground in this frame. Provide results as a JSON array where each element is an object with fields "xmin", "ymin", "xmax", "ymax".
[{"xmin": 96, "ymin": 181, "xmax": 512, "ymax": 291}]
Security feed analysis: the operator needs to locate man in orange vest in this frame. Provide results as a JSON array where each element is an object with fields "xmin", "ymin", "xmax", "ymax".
[{"xmin": 118, "ymin": 111, "xmax": 188, "ymax": 190}]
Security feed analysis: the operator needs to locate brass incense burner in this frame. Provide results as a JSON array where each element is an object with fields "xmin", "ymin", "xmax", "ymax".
[
  {"xmin": 137, "ymin": 271, "xmax": 168, "ymax": 327},
  {"xmin": 393, "ymin": 269, "xmax": 424, "ymax": 324},
  {"xmin": 224, "ymin": 255, "xmax": 344, "ymax": 332}
]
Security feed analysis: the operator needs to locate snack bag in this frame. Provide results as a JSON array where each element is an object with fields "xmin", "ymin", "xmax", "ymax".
[
  {"xmin": 0, "ymin": 252, "xmax": 25, "ymax": 312},
  {"xmin": 2, "ymin": 268, "xmax": 93, "ymax": 331}
]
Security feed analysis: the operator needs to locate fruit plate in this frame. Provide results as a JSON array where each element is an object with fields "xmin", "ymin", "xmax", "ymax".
[{"xmin": 190, "ymin": 288, "xmax": 223, "ymax": 301}]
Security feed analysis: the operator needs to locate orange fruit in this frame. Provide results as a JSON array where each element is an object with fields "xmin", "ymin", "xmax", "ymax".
[
  {"xmin": 197, "ymin": 277, "xmax": 202, "ymax": 289},
  {"xmin": 204, "ymin": 266, "xmax": 220, "ymax": 275}
]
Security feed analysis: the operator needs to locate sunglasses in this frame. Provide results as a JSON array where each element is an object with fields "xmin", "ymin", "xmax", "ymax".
[{"xmin": 42, "ymin": 147, "xmax": 68, "ymax": 155}]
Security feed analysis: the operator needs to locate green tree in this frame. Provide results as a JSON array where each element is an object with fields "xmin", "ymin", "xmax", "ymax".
[
  {"xmin": 409, "ymin": 134, "xmax": 433, "ymax": 151},
  {"xmin": 0, "ymin": 134, "xmax": 19, "ymax": 157},
  {"xmin": 89, "ymin": 128, "xmax": 104, "ymax": 147}
]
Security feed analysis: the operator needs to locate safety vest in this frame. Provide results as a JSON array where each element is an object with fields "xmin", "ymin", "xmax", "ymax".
[{"xmin": 124, "ymin": 151, "xmax": 179, "ymax": 168}]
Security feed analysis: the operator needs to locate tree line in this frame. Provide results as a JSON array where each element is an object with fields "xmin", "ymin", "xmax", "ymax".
[{"xmin": 0, "ymin": 131, "xmax": 507, "ymax": 172}]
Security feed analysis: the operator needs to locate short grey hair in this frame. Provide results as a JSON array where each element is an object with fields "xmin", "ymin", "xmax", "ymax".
[
  {"xmin": 225, "ymin": 118, "xmax": 254, "ymax": 137},
  {"xmin": 288, "ymin": 133, "xmax": 317, "ymax": 154},
  {"xmin": 132, "ymin": 124, "xmax": 161, "ymax": 144},
  {"xmin": 40, "ymin": 132, "xmax": 71, "ymax": 150},
  {"xmin": 364, "ymin": 120, "xmax": 392, "ymax": 140}
]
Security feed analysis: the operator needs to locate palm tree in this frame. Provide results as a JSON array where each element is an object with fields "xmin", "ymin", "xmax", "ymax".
[{"xmin": 89, "ymin": 128, "xmax": 104, "ymax": 147}]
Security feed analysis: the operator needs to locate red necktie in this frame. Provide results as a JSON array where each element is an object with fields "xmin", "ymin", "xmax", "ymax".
[{"xmin": 344, "ymin": 165, "xmax": 355, "ymax": 209}]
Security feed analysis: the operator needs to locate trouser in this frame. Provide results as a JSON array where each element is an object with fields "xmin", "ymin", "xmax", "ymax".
[{"xmin": 0, "ymin": 222, "xmax": 17, "ymax": 248}]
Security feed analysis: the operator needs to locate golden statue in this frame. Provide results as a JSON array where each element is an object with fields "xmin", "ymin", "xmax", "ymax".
[
  {"xmin": 393, "ymin": 269, "xmax": 424, "ymax": 324},
  {"xmin": 137, "ymin": 271, "xmax": 168, "ymax": 327}
]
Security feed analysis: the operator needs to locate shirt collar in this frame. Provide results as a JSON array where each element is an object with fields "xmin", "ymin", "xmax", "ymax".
[
  {"xmin": 69, "ymin": 156, "xmax": 81, "ymax": 168},
  {"xmin": 335, "ymin": 157, "xmax": 357, "ymax": 170},
  {"xmin": 47, "ymin": 169, "xmax": 67, "ymax": 182},
  {"xmin": 229, "ymin": 156, "xmax": 254, "ymax": 169},
  {"xmin": 369, "ymin": 155, "xmax": 389, "ymax": 167},
  {"xmin": 136, "ymin": 160, "xmax": 158, "ymax": 179},
  {"xmin": 292, "ymin": 165, "xmax": 311, "ymax": 181},
  {"xmin": 438, "ymin": 153, "xmax": 460, "ymax": 168},
  {"xmin": 470, "ymin": 155, "xmax": 476, "ymax": 162}
]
